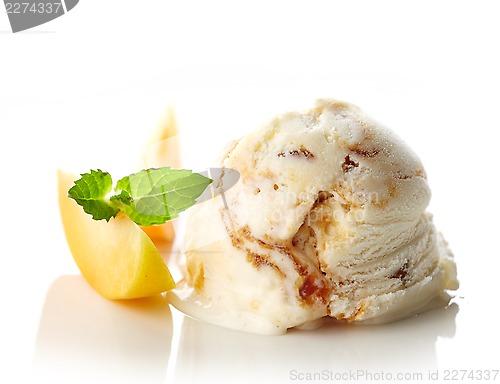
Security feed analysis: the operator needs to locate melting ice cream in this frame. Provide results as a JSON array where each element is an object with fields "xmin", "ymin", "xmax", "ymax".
[{"xmin": 168, "ymin": 99, "xmax": 458, "ymax": 335}]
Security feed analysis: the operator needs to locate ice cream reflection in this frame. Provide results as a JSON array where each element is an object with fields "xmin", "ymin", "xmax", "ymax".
[
  {"xmin": 33, "ymin": 275, "xmax": 173, "ymax": 384},
  {"xmin": 173, "ymin": 303, "xmax": 458, "ymax": 384}
]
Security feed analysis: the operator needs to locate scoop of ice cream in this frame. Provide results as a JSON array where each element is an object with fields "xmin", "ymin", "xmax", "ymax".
[{"xmin": 167, "ymin": 99, "xmax": 458, "ymax": 335}]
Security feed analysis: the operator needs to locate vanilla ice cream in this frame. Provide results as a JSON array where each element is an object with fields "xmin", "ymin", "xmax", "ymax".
[{"xmin": 167, "ymin": 99, "xmax": 458, "ymax": 335}]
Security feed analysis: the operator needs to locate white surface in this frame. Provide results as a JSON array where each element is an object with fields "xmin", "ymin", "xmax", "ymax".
[{"xmin": 1, "ymin": 1, "xmax": 499, "ymax": 383}]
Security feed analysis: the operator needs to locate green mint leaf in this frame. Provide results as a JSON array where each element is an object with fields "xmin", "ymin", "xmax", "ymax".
[
  {"xmin": 68, "ymin": 169, "xmax": 120, "ymax": 221},
  {"xmin": 112, "ymin": 167, "xmax": 212, "ymax": 226},
  {"xmin": 110, "ymin": 189, "xmax": 133, "ymax": 206}
]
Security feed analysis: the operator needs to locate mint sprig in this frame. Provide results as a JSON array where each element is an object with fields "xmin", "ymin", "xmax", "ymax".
[
  {"xmin": 68, "ymin": 168, "xmax": 212, "ymax": 225},
  {"xmin": 68, "ymin": 169, "xmax": 120, "ymax": 221}
]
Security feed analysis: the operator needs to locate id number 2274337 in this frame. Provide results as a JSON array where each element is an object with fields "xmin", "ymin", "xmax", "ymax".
[{"xmin": 5, "ymin": 2, "xmax": 62, "ymax": 14}]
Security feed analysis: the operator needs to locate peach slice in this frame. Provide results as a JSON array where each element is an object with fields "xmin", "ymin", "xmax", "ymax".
[
  {"xmin": 139, "ymin": 106, "xmax": 180, "ymax": 250},
  {"xmin": 58, "ymin": 170, "xmax": 175, "ymax": 299}
]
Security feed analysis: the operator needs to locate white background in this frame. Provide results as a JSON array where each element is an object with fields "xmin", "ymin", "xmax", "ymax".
[{"xmin": 1, "ymin": 1, "xmax": 499, "ymax": 383}]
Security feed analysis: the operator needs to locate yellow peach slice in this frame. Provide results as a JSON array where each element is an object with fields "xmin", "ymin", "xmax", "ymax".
[
  {"xmin": 139, "ymin": 106, "xmax": 180, "ymax": 249},
  {"xmin": 58, "ymin": 170, "xmax": 175, "ymax": 299}
]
